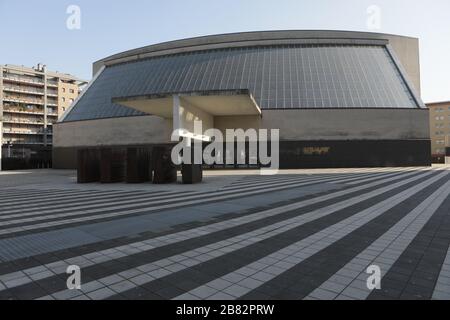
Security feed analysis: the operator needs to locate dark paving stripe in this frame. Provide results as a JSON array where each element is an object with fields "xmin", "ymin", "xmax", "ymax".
[
  {"xmin": 0, "ymin": 190, "xmax": 199, "ymax": 218},
  {"xmin": 0, "ymin": 190, "xmax": 177, "ymax": 211},
  {"xmin": 0, "ymin": 188, "xmax": 110, "ymax": 202},
  {"xmin": 222, "ymin": 173, "xmax": 372, "ymax": 190},
  {"xmin": 368, "ymin": 187, "xmax": 450, "ymax": 300},
  {"xmin": 0, "ymin": 170, "xmax": 427, "ymax": 299},
  {"xmin": 104, "ymin": 171, "xmax": 441, "ymax": 300},
  {"xmin": 239, "ymin": 173, "xmax": 450, "ymax": 300},
  {"xmin": 0, "ymin": 172, "xmax": 374, "ymax": 237}
]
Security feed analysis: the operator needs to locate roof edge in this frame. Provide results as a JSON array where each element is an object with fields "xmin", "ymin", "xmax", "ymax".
[{"xmin": 93, "ymin": 30, "xmax": 417, "ymax": 73}]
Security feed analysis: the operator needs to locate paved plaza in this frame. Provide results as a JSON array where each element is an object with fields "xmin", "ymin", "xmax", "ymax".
[{"xmin": 0, "ymin": 166, "xmax": 449, "ymax": 300}]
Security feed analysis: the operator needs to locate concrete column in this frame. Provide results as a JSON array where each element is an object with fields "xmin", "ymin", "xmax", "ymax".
[{"xmin": 172, "ymin": 94, "xmax": 213, "ymax": 142}]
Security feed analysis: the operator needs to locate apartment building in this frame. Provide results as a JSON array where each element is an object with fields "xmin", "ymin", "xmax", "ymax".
[
  {"xmin": 428, "ymin": 101, "xmax": 450, "ymax": 163},
  {"xmin": 0, "ymin": 64, "xmax": 86, "ymax": 169}
]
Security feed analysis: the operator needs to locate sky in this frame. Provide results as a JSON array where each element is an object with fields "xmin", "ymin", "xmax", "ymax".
[{"xmin": 0, "ymin": 0, "xmax": 449, "ymax": 103}]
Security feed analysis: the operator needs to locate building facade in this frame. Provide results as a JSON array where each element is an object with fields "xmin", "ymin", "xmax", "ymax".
[
  {"xmin": 53, "ymin": 30, "xmax": 431, "ymax": 169},
  {"xmin": 428, "ymin": 101, "xmax": 450, "ymax": 163},
  {"xmin": 0, "ymin": 64, "xmax": 86, "ymax": 170}
]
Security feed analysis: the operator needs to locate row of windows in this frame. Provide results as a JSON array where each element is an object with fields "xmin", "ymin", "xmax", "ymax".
[
  {"xmin": 434, "ymin": 131, "xmax": 450, "ymax": 136},
  {"xmin": 432, "ymin": 106, "xmax": 450, "ymax": 112},
  {"xmin": 61, "ymin": 97, "xmax": 74, "ymax": 103},
  {"xmin": 61, "ymin": 88, "xmax": 75, "ymax": 94}
]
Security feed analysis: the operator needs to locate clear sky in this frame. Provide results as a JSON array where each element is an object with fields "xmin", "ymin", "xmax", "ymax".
[{"xmin": 0, "ymin": 0, "xmax": 449, "ymax": 103}]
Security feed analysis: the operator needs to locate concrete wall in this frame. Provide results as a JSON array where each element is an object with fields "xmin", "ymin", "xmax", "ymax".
[
  {"xmin": 53, "ymin": 115, "xmax": 171, "ymax": 147},
  {"xmin": 261, "ymin": 109, "xmax": 429, "ymax": 140},
  {"xmin": 54, "ymin": 109, "xmax": 429, "ymax": 148},
  {"xmin": 214, "ymin": 109, "xmax": 429, "ymax": 141},
  {"xmin": 386, "ymin": 35, "xmax": 421, "ymax": 94}
]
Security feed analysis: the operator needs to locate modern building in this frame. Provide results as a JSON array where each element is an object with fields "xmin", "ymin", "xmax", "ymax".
[
  {"xmin": 54, "ymin": 30, "xmax": 431, "ymax": 169},
  {"xmin": 0, "ymin": 64, "xmax": 86, "ymax": 170},
  {"xmin": 427, "ymin": 101, "xmax": 450, "ymax": 163}
]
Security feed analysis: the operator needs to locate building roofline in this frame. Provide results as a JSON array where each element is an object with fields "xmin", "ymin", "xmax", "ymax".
[
  {"xmin": 426, "ymin": 101, "xmax": 450, "ymax": 106},
  {"xmin": 94, "ymin": 30, "xmax": 418, "ymax": 70},
  {"xmin": 2, "ymin": 64, "xmax": 87, "ymax": 84}
]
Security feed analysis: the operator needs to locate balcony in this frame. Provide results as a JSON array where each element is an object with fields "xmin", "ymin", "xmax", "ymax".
[
  {"xmin": 2, "ymin": 118, "xmax": 45, "ymax": 125},
  {"xmin": 2, "ymin": 128, "xmax": 52, "ymax": 135},
  {"xmin": 3, "ymin": 85, "xmax": 45, "ymax": 96},
  {"xmin": 47, "ymin": 80, "xmax": 58, "ymax": 87},
  {"xmin": 3, "ymin": 74, "xmax": 45, "ymax": 86},
  {"xmin": 3, "ymin": 107, "xmax": 45, "ymax": 116},
  {"xmin": 3, "ymin": 140, "xmax": 45, "ymax": 145},
  {"xmin": 3, "ymin": 96, "xmax": 45, "ymax": 106}
]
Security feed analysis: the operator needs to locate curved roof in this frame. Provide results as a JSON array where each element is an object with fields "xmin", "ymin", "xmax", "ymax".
[
  {"xmin": 62, "ymin": 31, "xmax": 424, "ymax": 123},
  {"xmin": 94, "ymin": 30, "xmax": 416, "ymax": 71}
]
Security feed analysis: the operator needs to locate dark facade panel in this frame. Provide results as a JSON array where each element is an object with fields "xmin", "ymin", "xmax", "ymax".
[
  {"xmin": 53, "ymin": 139, "xmax": 431, "ymax": 170},
  {"xmin": 64, "ymin": 45, "xmax": 420, "ymax": 122}
]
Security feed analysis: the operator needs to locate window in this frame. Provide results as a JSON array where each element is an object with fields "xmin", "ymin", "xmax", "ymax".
[
  {"xmin": 62, "ymin": 97, "xmax": 66, "ymax": 102},
  {"xmin": 62, "ymin": 107, "xmax": 66, "ymax": 111},
  {"xmin": 69, "ymin": 89, "xmax": 75, "ymax": 94},
  {"xmin": 62, "ymin": 88, "xmax": 66, "ymax": 93}
]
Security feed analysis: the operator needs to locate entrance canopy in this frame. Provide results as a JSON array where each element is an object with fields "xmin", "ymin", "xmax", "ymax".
[
  {"xmin": 113, "ymin": 89, "xmax": 262, "ymax": 142},
  {"xmin": 112, "ymin": 89, "xmax": 261, "ymax": 118}
]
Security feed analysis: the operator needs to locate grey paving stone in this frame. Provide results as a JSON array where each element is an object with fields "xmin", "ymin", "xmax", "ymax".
[
  {"xmin": 207, "ymin": 292, "xmax": 235, "ymax": 300},
  {"xmin": 129, "ymin": 274, "xmax": 154, "ymax": 286},
  {"xmin": 99, "ymin": 274, "xmax": 125, "ymax": 286},
  {"xmin": 52, "ymin": 289, "xmax": 83, "ymax": 300},
  {"xmin": 223, "ymin": 284, "xmax": 250, "ymax": 298},
  {"xmin": 207, "ymin": 278, "xmax": 233, "ymax": 291},
  {"xmin": 87, "ymin": 287, "xmax": 116, "ymax": 300},
  {"xmin": 109, "ymin": 280, "xmax": 136, "ymax": 293},
  {"xmin": 190, "ymin": 286, "xmax": 217, "ymax": 299}
]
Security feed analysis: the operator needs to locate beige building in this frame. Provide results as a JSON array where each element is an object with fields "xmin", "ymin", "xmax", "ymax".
[
  {"xmin": 0, "ymin": 64, "xmax": 86, "ymax": 147},
  {"xmin": 428, "ymin": 101, "xmax": 450, "ymax": 163},
  {"xmin": 0, "ymin": 64, "xmax": 86, "ymax": 169}
]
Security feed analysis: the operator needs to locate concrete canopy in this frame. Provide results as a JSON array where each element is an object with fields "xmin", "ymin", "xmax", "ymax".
[{"xmin": 112, "ymin": 89, "xmax": 262, "ymax": 118}]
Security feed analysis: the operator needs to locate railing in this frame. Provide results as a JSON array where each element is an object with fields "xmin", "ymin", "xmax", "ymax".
[
  {"xmin": 3, "ymin": 129, "xmax": 43, "ymax": 135},
  {"xmin": 3, "ymin": 85, "xmax": 45, "ymax": 95},
  {"xmin": 3, "ymin": 74, "xmax": 45, "ymax": 85},
  {"xmin": 3, "ymin": 96, "xmax": 45, "ymax": 105},
  {"xmin": 3, "ymin": 107, "xmax": 45, "ymax": 115},
  {"xmin": 2, "ymin": 118, "xmax": 45, "ymax": 125}
]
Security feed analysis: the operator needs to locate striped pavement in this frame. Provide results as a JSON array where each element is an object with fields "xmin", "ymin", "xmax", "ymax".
[{"xmin": 0, "ymin": 166, "xmax": 449, "ymax": 300}]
